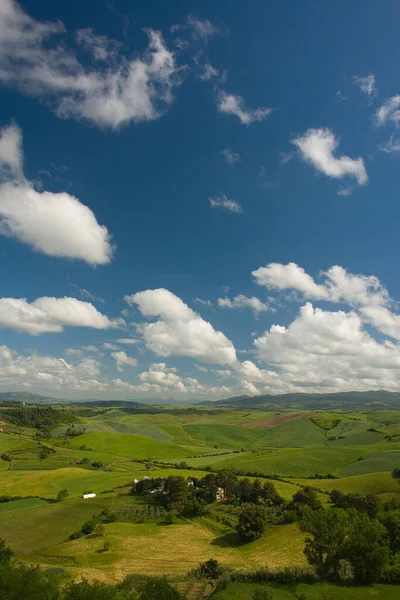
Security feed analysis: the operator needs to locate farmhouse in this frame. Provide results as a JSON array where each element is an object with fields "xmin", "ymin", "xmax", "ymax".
[{"xmin": 82, "ymin": 493, "xmax": 96, "ymax": 499}]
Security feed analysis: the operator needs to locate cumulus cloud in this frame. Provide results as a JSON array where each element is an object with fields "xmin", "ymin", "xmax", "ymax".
[
  {"xmin": 253, "ymin": 262, "xmax": 389, "ymax": 308},
  {"xmin": 125, "ymin": 288, "xmax": 236, "ymax": 365},
  {"xmin": 376, "ymin": 96, "xmax": 400, "ymax": 127},
  {"xmin": 116, "ymin": 338, "xmax": 139, "ymax": 345},
  {"xmin": 0, "ymin": 122, "xmax": 23, "ymax": 176},
  {"xmin": 253, "ymin": 262, "xmax": 329, "ymax": 300},
  {"xmin": 253, "ymin": 302, "xmax": 400, "ymax": 392},
  {"xmin": 209, "ymin": 193, "xmax": 242, "ymax": 213},
  {"xmin": 0, "ymin": 296, "xmax": 120, "ymax": 335},
  {"xmin": 0, "ymin": 122, "xmax": 113, "ymax": 264},
  {"xmin": 292, "ymin": 128, "xmax": 368, "ymax": 186},
  {"xmin": 220, "ymin": 148, "xmax": 240, "ymax": 164},
  {"xmin": 217, "ymin": 91, "xmax": 271, "ymax": 125},
  {"xmin": 111, "ymin": 350, "xmax": 138, "ymax": 372},
  {"xmin": 0, "ymin": 0, "xmax": 179, "ymax": 129},
  {"xmin": 0, "ymin": 344, "xmax": 106, "ymax": 394},
  {"xmin": 217, "ymin": 295, "xmax": 272, "ymax": 317},
  {"xmin": 353, "ymin": 74, "xmax": 377, "ymax": 97}
]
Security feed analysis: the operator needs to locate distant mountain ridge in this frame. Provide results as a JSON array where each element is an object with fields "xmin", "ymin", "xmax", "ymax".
[
  {"xmin": 2, "ymin": 390, "xmax": 400, "ymax": 410},
  {"xmin": 200, "ymin": 390, "xmax": 400, "ymax": 411}
]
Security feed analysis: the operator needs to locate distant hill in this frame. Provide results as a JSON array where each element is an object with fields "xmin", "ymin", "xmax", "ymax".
[{"xmin": 200, "ymin": 390, "xmax": 400, "ymax": 411}]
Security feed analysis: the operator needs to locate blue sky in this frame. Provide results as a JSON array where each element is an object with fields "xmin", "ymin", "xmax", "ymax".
[{"xmin": 1, "ymin": 0, "xmax": 400, "ymax": 400}]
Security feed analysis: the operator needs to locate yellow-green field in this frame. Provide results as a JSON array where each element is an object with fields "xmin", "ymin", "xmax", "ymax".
[{"xmin": 1, "ymin": 404, "xmax": 400, "ymax": 584}]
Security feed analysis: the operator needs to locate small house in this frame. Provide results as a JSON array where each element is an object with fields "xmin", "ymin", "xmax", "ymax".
[
  {"xmin": 215, "ymin": 487, "xmax": 225, "ymax": 502},
  {"xmin": 82, "ymin": 493, "xmax": 96, "ymax": 499}
]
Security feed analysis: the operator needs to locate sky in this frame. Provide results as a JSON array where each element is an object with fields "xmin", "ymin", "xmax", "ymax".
[{"xmin": 1, "ymin": 0, "xmax": 400, "ymax": 400}]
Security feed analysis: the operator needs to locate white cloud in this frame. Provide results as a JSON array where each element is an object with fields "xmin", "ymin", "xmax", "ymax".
[
  {"xmin": 0, "ymin": 0, "xmax": 179, "ymax": 129},
  {"xmin": 75, "ymin": 27, "xmax": 120, "ymax": 62},
  {"xmin": 193, "ymin": 298, "xmax": 213, "ymax": 308},
  {"xmin": 116, "ymin": 338, "xmax": 139, "ymax": 345},
  {"xmin": 111, "ymin": 350, "xmax": 138, "ymax": 372},
  {"xmin": 353, "ymin": 74, "xmax": 377, "ymax": 97},
  {"xmin": 0, "ymin": 122, "xmax": 23, "ymax": 176},
  {"xmin": 376, "ymin": 96, "xmax": 400, "ymax": 127},
  {"xmin": 0, "ymin": 296, "xmax": 119, "ymax": 334},
  {"xmin": 220, "ymin": 148, "xmax": 240, "ymax": 164},
  {"xmin": 102, "ymin": 342, "xmax": 119, "ymax": 350},
  {"xmin": 253, "ymin": 262, "xmax": 329, "ymax": 300},
  {"xmin": 253, "ymin": 302, "xmax": 400, "ymax": 393},
  {"xmin": 379, "ymin": 136, "xmax": 400, "ymax": 154},
  {"xmin": 292, "ymin": 128, "xmax": 368, "ymax": 186},
  {"xmin": 186, "ymin": 14, "xmax": 220, "ymax": 40},
  {"xmin": 217, "ymin": 91, "xmax": 271, "ymax": 125},
  {"xmin": 253, "ymin": 262, "xmax": 389, "ymax": 309},
  {"xmin": 360, "ymin": 305, "xmax": 400, "ymax": 342},
  {"xmin": 209, "ymin": 193, "xmax": 242, "ymax": 213},
  {"xmin": 199, "ymin": 62, "xmax": 220, "ymax": 81},
  {"xmin": 126, "ymin": 288, "xmax": 236, "ymax": 365},
  {"xmin": 218, "ymin": 295, "xmax": 272, "ymax": 317},
  {"xmin": 0, "ymin": 344, "xmax": 105, "ymax": 394},
  {"xmin": 0, "ymin": 183, "xmax": 113, "ymax": 264},
  {"xmin": 0, "ymin": 122, "xmax": 113, "ymax": 264},
  {"xmin": 195, "ymin": 364, "xmax": 209, "ymax": 373}
]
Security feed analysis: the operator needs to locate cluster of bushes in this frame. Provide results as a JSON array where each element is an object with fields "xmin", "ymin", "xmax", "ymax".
[
  {"xmin": 69, "ymin": 509, "xmax": 116, "ymax": 540},
  {"xmin": 0, "ymin": 545, "xmax": 183, "ymax": 600},
  {"xmin": 2, "ymin": 406, "xmax": 76, "ymax": 431}
]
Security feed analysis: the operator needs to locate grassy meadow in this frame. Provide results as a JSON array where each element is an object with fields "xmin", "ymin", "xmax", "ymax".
[{"xmin": 1, "ymin": 403, "xmax": 400, "ymax": 594}]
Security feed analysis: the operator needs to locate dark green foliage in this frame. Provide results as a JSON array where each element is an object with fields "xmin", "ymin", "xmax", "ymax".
[
  {"xmin": 1, "ymin": 453, "xmax": 12, "ymax": 461},
  {"xmin": 137, "ymin": 577, "xmax": 182, "ymax": 599},
  {"xmin": 2, "ymin": 405, "xmax": 75, "ymax": 430},
  {"xmin": 329, "ymin": 490, "xmax": 380, "ymax": 518},
  {"xmin": 81, "ymin": 519, "xmax": 97, "ymax": 535},
  {"xmin": 392, "ymin": 467, "xmax": 400, "ymax": 479},
  {"xmin": 237, "ymin": 505, "xmax": 267, "ymax": 541},
  {"xmin": 164, "ymin": 476, "xmax": 188, "ymax": 508},
  {"xmin": 91, "ymin": 461, "xmax": 103, "ymax": 469},
  {"xmin": 291, "ymin": 486, "xmax": 322, "ymax": 511},
  {"xmin": 0, "ymin": 539, "xmax": 13, "ymax": 563},
  {"xmin": 199, "ymin": 559, "xmax": 224, "ymax": 579},
  {"xmin": 0, "ymin": 563, "xmax": 61, "ymax": 600},
  {"xmin": 64, "ymin": 579, "xmax": 129, "ymax": 599},
  {"xmin": 181, "ymin": 499, "xmax": 204, "ymax": 517},
  {"xmin": 300, "ymin": 506, "xmax": 390, "ymax": 584},
  {"xmin": 56, "ymin": 489, "xmax": 69, "ymax": 502}
]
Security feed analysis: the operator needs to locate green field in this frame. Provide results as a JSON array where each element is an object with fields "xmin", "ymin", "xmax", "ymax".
[
  {"xmin": 2, "ymin": 404, "xmax": 400, "ymax": 587},
  {"xmin": 213, "ymin": 582, "xmax": 400, "ymax": 600}
]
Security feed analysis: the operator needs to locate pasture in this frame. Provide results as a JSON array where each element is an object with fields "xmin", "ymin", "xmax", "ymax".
[{"xmin": 1, "ymin": 403, "xmax": 400, "ymax": 586}]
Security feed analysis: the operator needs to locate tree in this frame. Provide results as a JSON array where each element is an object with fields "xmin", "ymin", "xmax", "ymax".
[
  {"xmin": 164, "ymin": 476, "xmax": 188, "ymax": 508},
  {"xmin": 197, "ymin": 474, "xmax": 218, "ymax": 504},
  {"xmin": 0, "ymin": 538, "xmax": 13, "ymax": 563},
  {"xmin": 56, "ymin": 489, "xmax": 68, "ymax": 502},
  {"xmin": 181, "ymin": 499, "xmax": 204, "ymax": 518},
  {"xmin": 216, "ymin": 469, "xmax": 238, "ymax": 497},
  {"xmin": 291, "ymin": 486, "xmax": 322, "ymax": 511},
  {"xmin": 64, "ymin": 579, "xmax": 127, "ymax": 600},
  {"xmin": 0, "ymin": 563, "xmax": 61, "ymax": 600},
  {"xmin": 300, "ymin": 507, "xmax": 350, "ymax": 579},
  {"xmin": 91, "ymin": 461, "xmax": 103, "ymax": 470},
  {"xmin": 392, "ymin": 468, "xmax": 400, "ymax": 479},
  {"xmin": 199, "ymin": 559, "xmax": 224, "ymax": 579},
  {"xmin": 300, "ymin": 507, "xmax": 390, "ymax": 583},
  {"xmin": 261, "ymin": 482, "xmax": 284, "ymax": 506},
  {"xmin": 81, "ymin": 519, "xmax": 97, "ymax": 535},
  {"xmin": 237, "ymin": 505, "xmax": 267, "ymax": 541},
  {"xmin": 343, "ymin": 512, "xmax": 389, "ymax": 584},
  {"xmin": 145, "ymin": 461, "xmax": 154, "ymax": 472},
  {"xmin": 138, "ymin": 577, "xmax": 182, "ymax": 600}
]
